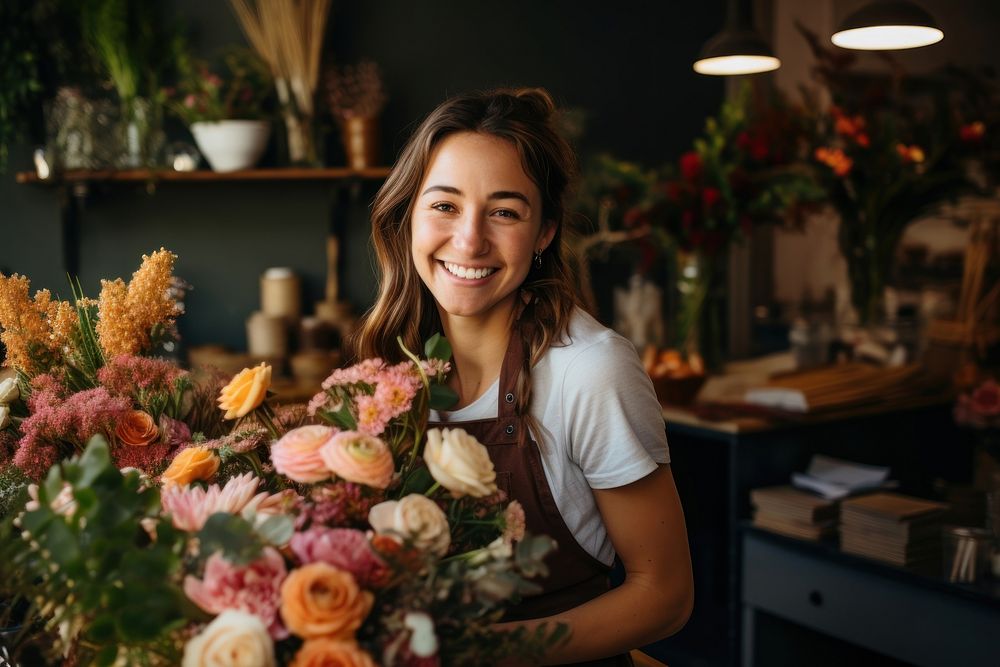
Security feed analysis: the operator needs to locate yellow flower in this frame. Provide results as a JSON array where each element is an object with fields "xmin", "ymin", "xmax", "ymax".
[
  {"xmin": 218, "ymin": 363, "xmax": 272, "ymax": 420},
  {"xmin": 161, "ymin": 446, "xmax": 220, "ymax": 486},
  {"xmin": 96, "ymin": 248, "xmax": 180, "ymax": 358},
  {"xmin": 0, "ymin": 275, "xmax": 68, "ymax": 375}
]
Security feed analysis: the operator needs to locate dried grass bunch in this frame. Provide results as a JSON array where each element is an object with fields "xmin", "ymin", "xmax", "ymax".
[
  {"xmin": 325, "ymin": 60, "xmax": 387, "ymax": 119},
  {"xmin": 228, "ymin": 0, "xmax": 331, "ymax": 162}
]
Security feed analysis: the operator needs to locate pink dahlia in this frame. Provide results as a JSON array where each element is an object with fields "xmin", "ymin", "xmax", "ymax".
[
  {"xmin": 160, "ymin": 472, "xmax": 271, "ymax": 531},
  {"xmin": 184, "ymin": 546, "xmax": 288, "ymax": 639}
]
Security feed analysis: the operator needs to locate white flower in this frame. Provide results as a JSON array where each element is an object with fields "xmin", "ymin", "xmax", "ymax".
[
  {"xmin": 368, "ymin": 494, "xmax": 451, "ymax": 557},
  {"xmin": 423, "ymin": 427, "xmax": 497, "ymax": 498},
  {"xmin": 0, "ymin": 405, "xmax": 9, "ymax": 430},
  {"xmin": 25, "ymin": 482, "xmax": 76, "ymax": 516},
  {"xmin": 404, "ymin": 611, "xmax": 439, "ymax": 658},
  {"xmin": 0, "ymin": 377, "xmax": 19, "ymax": 404},
  {"xmin": 182, "ymin": 610, "xmax": 275, "ymax": 667},
  {"xmin": 469, "ymin": 536, "xmax": 513, "ymax": 565}
]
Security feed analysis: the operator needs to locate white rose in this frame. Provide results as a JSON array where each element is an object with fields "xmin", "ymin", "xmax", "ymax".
[
  {"xmin": 182, "ymin": 610, "xmax": 275, "ymax": 667},
  {"xmin": 0, "ymin": 377, "xmax": 19, "ymax": 404},
  {"xmin": 0, "ymin": 405, "xmax": 9, "ymax": 430},
  {"xmin": 368, "ymin": 494, "xmax": 451, "ymax": 557},
  {"xmin": 423, "ymin": 427, "xmax": 497, "ymax": 498}
]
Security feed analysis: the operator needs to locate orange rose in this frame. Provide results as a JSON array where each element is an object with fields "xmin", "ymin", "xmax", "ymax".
[
  {"xmin": 280, "ymin": 562, "xmax": 373, "ymax": 640},
  {"xmin": 219, "ymin": 362, "xmax": 272, "ymax": 420},
  {"xmin": 161, "ymin": 446, "xmax": 220, "ymax": 486},
  {"xmin": 290, "ymin": 638, "xmax": 377, "ymax": 667},
  {"xmin": 115, "ymin": 410, "xmax": 159, "ymax": 447}
]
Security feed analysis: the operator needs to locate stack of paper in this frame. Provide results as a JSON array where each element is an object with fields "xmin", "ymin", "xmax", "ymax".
[
  {"xmin": 840, "ymin": 492, "xmax": 949, "ymax": 572},
  {"xmin": 791, "ymin": 455, "xmax": 892, "ymax": 500},
  {"xmin": 751, "ymin": 485, "xmax": 839, "ymax": 541}
]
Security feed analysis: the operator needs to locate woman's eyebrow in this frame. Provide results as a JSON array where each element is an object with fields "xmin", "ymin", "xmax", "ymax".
[{"xmin": 420, "ymin": 185, "xmax": 530, "ymax": 206}]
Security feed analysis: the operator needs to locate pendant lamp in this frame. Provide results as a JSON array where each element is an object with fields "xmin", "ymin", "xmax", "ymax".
[
  {"xmin": 831, "ymin": 1, "xmax": 943, "ymax": 50},
  {"xmin": 693, "ymin": 0, "xmax": 780, "ymax": 76}
]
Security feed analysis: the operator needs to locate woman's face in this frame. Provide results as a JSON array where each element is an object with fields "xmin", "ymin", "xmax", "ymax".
[{"xmin": 411, "ymin": 131, "xmax": 554, "ymax": 324}]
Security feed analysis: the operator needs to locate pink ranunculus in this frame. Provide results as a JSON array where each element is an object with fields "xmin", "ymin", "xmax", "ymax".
[
  {"xmin": 272, "ymin": 425, "xmax": 337, "ymax": 484},
  {"xmin": 319, "ymin": 431, "xmax": 394, "ymax": 489},
  {"xmin": 289, "ymin": 527, "xmax": 389, "ymax": 588},
  {"xmin": 971, "ymin": 380, "xmax": 1000, "ymax": 418},
  {"xmin": 184, "ymin": 546, "xmax": 288, "ymax": 639}
]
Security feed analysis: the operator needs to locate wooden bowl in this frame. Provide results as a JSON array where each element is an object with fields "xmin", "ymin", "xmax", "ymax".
[{"xmin": 651, "ymin": 373, "xmax": 707, "ymax": 406}]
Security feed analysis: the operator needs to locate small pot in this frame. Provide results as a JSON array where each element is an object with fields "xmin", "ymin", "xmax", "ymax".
[{"xmin": 190, "ymin": 120, "xmax": 271, "ymax": 172}]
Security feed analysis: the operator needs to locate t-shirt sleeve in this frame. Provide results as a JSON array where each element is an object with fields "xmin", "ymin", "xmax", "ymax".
[{"xmin": 561, "ymin": 333, "xmax": 670, "ymax": 489}]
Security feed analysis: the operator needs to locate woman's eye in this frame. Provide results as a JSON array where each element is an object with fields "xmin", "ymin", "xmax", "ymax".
[
  {"xmin": 492, "ymin": 209, "xmax": 521, "ymax": 220},
  {"xmin": 431, "ymin": 202, "xmax": 456, "ymax": 213}
]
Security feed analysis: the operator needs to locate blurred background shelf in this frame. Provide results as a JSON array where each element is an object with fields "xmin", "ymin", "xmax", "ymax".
[{"xmin": 14, "ymin": 167, "xmax": 391, "ymax": 185}]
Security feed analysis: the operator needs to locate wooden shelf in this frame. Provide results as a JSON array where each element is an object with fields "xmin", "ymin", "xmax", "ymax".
[{"xmin": 15, "ymin": 166, "xmax": 392, "ymax": 185}]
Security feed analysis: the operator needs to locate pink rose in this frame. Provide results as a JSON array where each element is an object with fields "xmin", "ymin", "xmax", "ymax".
[
  {"xmin": 290, "ymin": 527, "xmax": 389, "ymax": 588},
  {"xmin": 319, "ymin": 431, "xmax": 395, "ymax": 489},
  {"xmin": 272, "ymin": 425, "xmax": 337, "ymax": 483},
  {"xmin": 184, "ymin": 547, "xmax": 288, "ymax": 639}
]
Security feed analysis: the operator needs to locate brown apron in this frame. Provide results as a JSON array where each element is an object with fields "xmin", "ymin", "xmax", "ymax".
[{"xmin": 429, "ymin": 323, "xmax": 632, "ymax": 667}]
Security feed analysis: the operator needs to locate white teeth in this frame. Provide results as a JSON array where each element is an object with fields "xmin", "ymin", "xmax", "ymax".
[{"xmin": 443, "ymin": 262, "xmax": 496, "ymax": 280}]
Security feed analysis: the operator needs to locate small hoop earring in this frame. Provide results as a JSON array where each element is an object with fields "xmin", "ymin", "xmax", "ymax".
[{"xmin": 534, "ymin": 250, "xmax": 543, "ymax": 268}]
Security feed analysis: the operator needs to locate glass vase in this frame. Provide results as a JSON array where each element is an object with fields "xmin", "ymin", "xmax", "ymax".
[
  {"xmin": 673, "ymin": 249, "xmax": 725, "ymax": 372},
  {"xmin": 117, "ymin": 97, "xmax": 164, "ymax": 169}
]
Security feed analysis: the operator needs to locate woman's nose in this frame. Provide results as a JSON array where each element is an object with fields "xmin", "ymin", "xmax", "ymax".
[{"xmin": 452, "ymin": 210, "xmax": 489, "ymax": 256}]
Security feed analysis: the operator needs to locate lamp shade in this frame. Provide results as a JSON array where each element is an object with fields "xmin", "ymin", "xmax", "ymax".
[
  {"xmin": 831, "ymin": 1, "xmax": 943, "ymax": 50},
  {"xmin": 693, "ymin": 27, "xmax": 781, "ymax": 75}
]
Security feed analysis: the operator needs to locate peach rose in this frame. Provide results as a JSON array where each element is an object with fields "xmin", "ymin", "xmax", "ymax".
[
  {"xmin": 272, "ymin": 425, "xmax": 337, "ymax": 484},
  {"xmin": 115, "ymin": 410, "xmax": 159, "ymax": 447},
  {"xmin": 182, "ymin": 609, "xmax": 275, "ymax": 667},
  {"xmin": 219, "ymin": 362, "xmax": 272, "ymax": 420},
  {"xmin": 319, "ymin": 431, "xmax": 394, "ymax": 489},
  {"xmin": 280, "ymin": 562, "xmax": 373, "ymax": 640},
  {"xmin": 290, "ymin": 638, "xmax": 377, "ymax": 667},
  {"xmin": 162, "ymin": 446, "xmax": 220, "ymax": 486},
  {"xmin": 423, "ymin": 427, "xmax": 497, "ymax": 498},
  {"xmin": 368, "ymin": 494, "xmax": 450, "ymax": 557}
]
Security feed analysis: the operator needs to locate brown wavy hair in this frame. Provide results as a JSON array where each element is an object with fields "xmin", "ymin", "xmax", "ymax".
[{"xmin": 351, "ymin": 87, "xmax": 582, "ymax": 441}]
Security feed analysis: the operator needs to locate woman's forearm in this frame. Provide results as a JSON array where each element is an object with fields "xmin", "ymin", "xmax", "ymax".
[{"xmin": 496, "ymin": 571, "xmax": 693, "ymax": 664}]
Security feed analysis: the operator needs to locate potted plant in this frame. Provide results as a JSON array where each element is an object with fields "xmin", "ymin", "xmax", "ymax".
[
  {"xmin": 325, "ymin": 60, "xmax": 387, "ymax": 169},
  {"xmin": 166, "ymin": 49, "xmax": 274, "ymax": 172}
]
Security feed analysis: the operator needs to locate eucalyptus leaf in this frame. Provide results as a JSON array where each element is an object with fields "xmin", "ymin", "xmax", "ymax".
[
  {"xmin": 424, "ymin": 333, "xmax": 453, "ymax": 362},
  {"xmin": 256, "ymin": 514, "xmax": 294, "ymax": 547},
  {"xmin": 196, "ymin": 512, "xmax": 263, "ymax": 565},
  {"xmin": 429, "ymin": 383, "xmax": 459, "ymax": 411}
]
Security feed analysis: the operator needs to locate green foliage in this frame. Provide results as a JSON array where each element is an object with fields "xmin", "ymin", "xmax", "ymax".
[
  {"xmin": 195, "ymin": 511, "xmax": 292, "ymax": 566},
  {"xmin": 2, "ymin": 436, "xmax": 186, "ymax": 664},
  {"xmin": 423, "ymin": 333, "xmax": 452, "ymax": 362},
  {"xmin": 166, "ymin": 47, "xmax": 274, "ymax": 125},
  {"xmin": 0, "ymin": 1, "xmax": 44, "ymax": 170}
]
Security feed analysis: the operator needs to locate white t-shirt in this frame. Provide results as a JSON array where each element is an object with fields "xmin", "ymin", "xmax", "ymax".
[{"xmin": 429, "ymin": 308, "xmax": 670, "ymax": 565}]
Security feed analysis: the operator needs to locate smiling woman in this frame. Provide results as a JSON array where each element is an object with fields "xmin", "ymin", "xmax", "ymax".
[{"xmin": 352, "ymin": 88, "xmax": 693, "ymax": 665}]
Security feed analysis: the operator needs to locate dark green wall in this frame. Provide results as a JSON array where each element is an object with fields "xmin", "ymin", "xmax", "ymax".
[{"xmin": 0, "ymin": 0, "xmax": 724, "ymax": 351}]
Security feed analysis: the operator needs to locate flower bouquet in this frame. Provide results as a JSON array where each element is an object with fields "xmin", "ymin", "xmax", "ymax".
[{"xmin": 0, "ymin": 251, "xmax": 566, "ymax": 665}]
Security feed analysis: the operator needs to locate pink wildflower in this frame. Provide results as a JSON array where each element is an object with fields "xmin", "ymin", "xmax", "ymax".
[
  {"xmin": 373, "ymin": 373, "xmax": 419, "ymax": 421},
  {"xmin": 320, "ymin": 359, "xmax": 385, "ymax": 391},
  {"xmin": 306, "ymin": 391, "xmax": 332, "ymax": 417},
  {"xmin": 419, "ymin": 359, "xmax": 452, "ymax": 382},
  {"xmin": 355, "ymin": 395, "xmax": 390, "ymax": 436},
  {"xmin": 502, "ymin": 501, "xmax": 526, "ymax": 544},
  {"xmin": 111, "ymin": 439, "xmax": 174, "ymax": 473},
  {"xmin": 97, "ymin": 354, "xmax": 186, "ymax": 397},
  {"xmin": 183, "ymin": 546, "xmax": 288, "ymax": 639},
  {"xmin": 289, "ymin": 527, "xmax": 389, "ymax": 588},
  {"xmin": 299, "ymin": 483, "xmax": 385, "ymax": 530},
  {"xmin": 15, "ymin": 387, "xmax": 131, "ymax": 478},
  {"xmin": 160, "ymin": 472, "xmax": 270, "ymax": 531}
]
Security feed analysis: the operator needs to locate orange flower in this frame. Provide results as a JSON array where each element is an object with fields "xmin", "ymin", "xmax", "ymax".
[
  {"xmin": 896, "ymin": 143, "xmax": 925, "ymax": 164},
  {"xmin": 115, "ymin": 410, "xmax": 159, "ymax": 446},
  {"xmin": 161, "ymin": 446, "xmax": 220, "ymax": 486},
  {"xmin": 218, "ymin": 363, "xmax": 271, "ymax": 420},
  {"xmin": 814, "ymin": 147, "xmax": 853, "ymax": 177},
  {"xmin": 290, "ymin": 638, "xmax": 377, "ymax": 667},
  {"xmin": 280, "ymin": 562, "xmax": 373, "ymax": 640}
]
